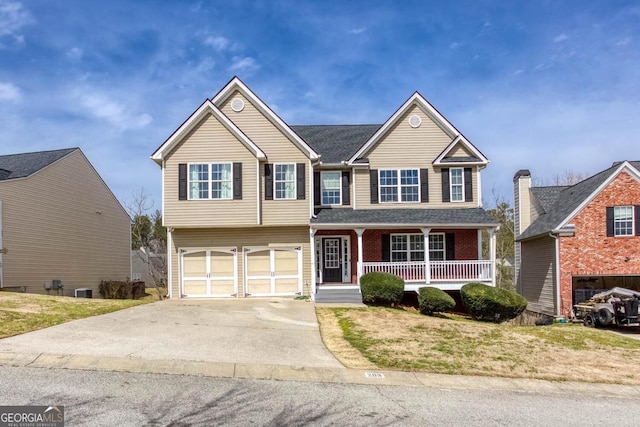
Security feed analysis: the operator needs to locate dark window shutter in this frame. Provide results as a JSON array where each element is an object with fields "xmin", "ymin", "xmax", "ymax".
[
  {"xmin": 233, "ymin": 162, "xmax": 242, "ymax": 200},
  {"xmin": 636, "ymin": 206, "xmax": 640, "ymax": 236},
  {"xmin": 342, "ymin": 171, "xmax": 351, "ymax": 205},
  {"xmin": 314, "ymin": 172, "xmax": 321, "ymax": 205},
  {"xmin": 296, "ymin": 163, "xmax": 306, "ymax": 200},
  {"xmin": 381, "ymin": 234, "xmax": 390, "ymax": 262},
  {"xmin": 264, "ymin": 163, "xmax": 273, "ymax": 200},
  {"xmin": 464, "ymin": 168, "xmax": 473, "ymax": 202},
  {"xmin": 178, "ymin": 163, "xmax": 187, "ymax": 200},
  {"xmin": 606, "ymin": 207, "xmax": 614, "ymax": 237},
  {"xmin": 420, "ymin": 168, "xmax": 429, "ymax": 202},
  {"xmin": 445, "ymin": 233, "xmax": 455, "ymax": 260},
  {"xmin": 370, "ymin": 169, "xmax": 379, "ymax": 204},
  {"xmin": 441, "ymin": 168, "xmax": 450, "ymax": 202}
]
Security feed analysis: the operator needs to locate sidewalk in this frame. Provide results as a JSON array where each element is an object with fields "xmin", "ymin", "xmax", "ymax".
[{"xmin": 1, "ymin": 351, "xmax": 638, "ymax": 399}]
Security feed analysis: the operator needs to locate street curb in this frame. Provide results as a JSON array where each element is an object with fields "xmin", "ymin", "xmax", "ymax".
[{"xmin": 1, "ymin": 351, "xmax": 639, "ymax": 398}]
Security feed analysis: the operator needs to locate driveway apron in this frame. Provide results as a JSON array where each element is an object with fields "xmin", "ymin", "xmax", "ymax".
[{"xmin": 0, "ymin": 298, "xmax": 343, "ymax": 368}]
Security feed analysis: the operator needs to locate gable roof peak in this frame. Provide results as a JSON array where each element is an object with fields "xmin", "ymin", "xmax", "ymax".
[{"xmin": 0, "ymin": 147, "xmax": 79, "ymax": 181}]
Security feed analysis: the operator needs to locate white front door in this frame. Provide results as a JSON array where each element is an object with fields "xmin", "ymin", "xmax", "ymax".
[
  {"xmin": 244, "ymin": 246, "xmax": 302, "ymax": 296},
  {"xmin": 180, "ymin": 247, "xmax": 238, "ymax": 297}
]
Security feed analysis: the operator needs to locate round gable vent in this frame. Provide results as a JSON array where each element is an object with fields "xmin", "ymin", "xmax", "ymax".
[
  {"xmin": 231, "ymin": 98, "xmax": 245, "ymax": 112},
  {"xmin": 409, "ymin": 114, "xmax": 422, "ymax": 128}
]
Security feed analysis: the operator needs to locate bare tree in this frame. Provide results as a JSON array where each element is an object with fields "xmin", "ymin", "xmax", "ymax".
[
  {"xmin": 126, "ymin": 188, "xmax": 167, "ymax": 300},
  {"xmin": 533, "ymin": 169, "xmax": 588, "ymax": 187},
  {"xmin": 482, "ymin": 187, "xmax": 514, "ymax": 290}
]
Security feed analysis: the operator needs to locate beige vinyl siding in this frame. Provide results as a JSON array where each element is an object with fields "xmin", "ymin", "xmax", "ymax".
[
  {"xmin": 448, "ymin": 143, "xmax": 474, "ymax": 157},
  {"xmin": 0, "ymin": 150, "xmax": 130, "ymax": 296},
  {"xmin": 164, "ymin": 114, "xmax": 259, "ymax": 227},
  {"xmin": 354, "ymin": 105, "xmax": 478, "ymax": 208},
  {"xmin": 169, "ymin": 226, "xmax": 311, "ymax": 297},
  {"xmin": 220, "ymin": 91, "xmax": 310, "ymax": 225},
  {"xmin": 520, "ymin": 236, "xmax": 557, "ymax": 315}
]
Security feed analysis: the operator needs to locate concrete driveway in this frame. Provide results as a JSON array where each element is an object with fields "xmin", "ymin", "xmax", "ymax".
[{"xmin": 0, "ymin": 298, "xmax": 343, "ymax": 368}]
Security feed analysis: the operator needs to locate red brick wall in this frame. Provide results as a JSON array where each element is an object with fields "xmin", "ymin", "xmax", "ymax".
[{"xmin": 558, "ymin": 171, "xmax": 640, "ymax": 316}]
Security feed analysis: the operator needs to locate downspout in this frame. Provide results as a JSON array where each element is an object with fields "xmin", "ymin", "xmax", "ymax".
[{"xmin": 548, "ymin": 232, "xmax": 562, "ymax": 318}]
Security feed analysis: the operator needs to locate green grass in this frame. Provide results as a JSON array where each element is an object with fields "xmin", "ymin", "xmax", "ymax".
[{"xmin": 0, "ymin": 290, "xmax": 162, "ymax": 339}]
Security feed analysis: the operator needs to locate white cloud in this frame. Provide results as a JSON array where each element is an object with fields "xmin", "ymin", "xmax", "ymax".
[
  {"xmin": 450, "ymin": 42, "xmax": 461, "ymax": 49},
  {"xmin": 349, "ymin": 27, "xmax": 366, "ymax": 35},
  {"xmin": 228, "ymin": 56, "xmax": 259, "ymax": 74},
  {"xmin": 76, "ymin": 91, "xmax": 153, "ymax": 130},
  {"xmin": 616, "ymin": 37, "xmax": 631, "ymax": 46},
  {"xmin": 0, "ymin": 1, "xmax": 32, "ymax": 45},
  {"xmin": 553, "ymin": 33, "xmax": 568, "ymax": 43},
  {"xmin": 0, "ymin": 81, "xmax": 20, "ymax": 100},
  {"xmin": 203, "ymin": 35, "xmax": 229, "ymax": 51},
  {"xmin": 65, "ymin": 46, "xmax": 83, "ymax": 60}
]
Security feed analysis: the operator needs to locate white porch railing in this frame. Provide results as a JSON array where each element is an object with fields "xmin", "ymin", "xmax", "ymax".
[{"xmin": 360, "ymin": 260, "xmax": 492, "ymax": 283}]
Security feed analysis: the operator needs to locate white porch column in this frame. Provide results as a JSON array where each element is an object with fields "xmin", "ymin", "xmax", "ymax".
[
  {"xmin": 420, "ymin": 228, "xmax": 431, "ymax": 284},
  {"xmin": 489, "ymin": 228, "xmax": 497, "ymax": 287},
  {"xmin": 355, "ymin": 228, "xmax": 365, "ymax": 285},
  {"xmin": 309, "ymin": 228, "xmax": 317, "ymax": 297},
  {"xmin": 477, "ymin": 229, "xmax": 483, "ymax": 260}
]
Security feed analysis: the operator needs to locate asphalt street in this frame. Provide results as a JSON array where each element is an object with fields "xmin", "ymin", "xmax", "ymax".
[{"xmin": 2, "ymin": 366, "xmax": 639, "ymax": 427}]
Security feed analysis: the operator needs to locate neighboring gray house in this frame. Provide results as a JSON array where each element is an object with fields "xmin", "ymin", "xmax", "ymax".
[{"xmin": 0, "ymin": 148, "xmax": 131, "ymax": 297}]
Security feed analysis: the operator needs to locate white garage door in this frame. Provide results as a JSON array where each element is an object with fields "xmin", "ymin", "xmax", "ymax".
[
  {"xmin": 244, "ymin": 246, "xmax": 302, "ymax": 296},
  {"xmin": 180, "ymin": 247, "xmax": 237, "ymax": 297}
]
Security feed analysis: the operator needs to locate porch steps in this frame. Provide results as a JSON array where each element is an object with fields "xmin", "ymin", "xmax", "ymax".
[{"xmin": 315, "ymin": 288, "xmax": 362, "ymax": 304}]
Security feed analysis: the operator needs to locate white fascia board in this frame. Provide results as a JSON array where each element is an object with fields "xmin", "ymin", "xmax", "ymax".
[
  {"xmin": 151, "ymin": 99, "xmax": 265, "ymax": 162},
  {"xmin": 433, "ymin": 135, "xmax": 489, "ymax": 166},
  {"xmin": 556, "ymin": 161, "xmax": 640, "ymax": 230},
  {"xmin": 311, "ymin": 222, "xmax": 500, "ymax": 230},
  {"xmin": 211, "ymin": 77, "xmax": 319, "ymax": 160},
  {"xmin": 348, "ymin": 92, "xmax": 462, "ymax": 164}
]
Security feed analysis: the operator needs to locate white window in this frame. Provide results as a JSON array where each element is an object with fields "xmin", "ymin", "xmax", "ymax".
[
  {"xmin": 614, "ymin": 206, "xmax": 634, "ymax": 236},
  {"xmin": 189, "ymin": 163, "xmax": 232, "ymax": 200},
  {"xmin": 429, "ymin": 233, "xmax": 445, "ymax": 261},
  {"xmin": 321, "ymin": 171, "xmax": 341, "ymax": 205},
  {"xmin": 450, "ymin": 168, "xmax": 464, "ymax": 202},
  {"xmin": 390, "ymin": 234, "xmax": 428, "ymax": 262},
  {"xmin": 275, "ymin": 164, "xmax": 296, "ymax": 200},
  {"xmin": 380, "ymin": 169, "xmax": 419, "ymax": 203}
]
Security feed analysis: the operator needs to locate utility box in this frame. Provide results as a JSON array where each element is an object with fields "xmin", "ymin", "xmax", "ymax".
[{"xmin": 75, "ymin": 288, "xmax": 92, "ymax": 298}]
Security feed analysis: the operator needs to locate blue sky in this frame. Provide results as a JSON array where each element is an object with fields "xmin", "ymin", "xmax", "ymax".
[{"xmin": 1, "ymin": 1, "xmax": 639, "ymax": 211}]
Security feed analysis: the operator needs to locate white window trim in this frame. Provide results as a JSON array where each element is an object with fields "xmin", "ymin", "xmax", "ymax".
[
  {"xmin": 379, "ymin": 169, "xmax": 420, "ymax": 204},
  {"xmin": 450, "ymin": 167, "xmax": 465, "ymax": 203},
  {"xmin": 274, "ymin": 163, "xmax": 296, "ymax": 200},
  {"xmin": 390, "ymin": 233, "xmax": 431, "ymax": 262},
  {"xmin": 320, "ymin": 171, "xmax": 342, "ymax": 206},
  {"xmin": 614, "ymin": 205, "xmax": 635, "ymax": 237},
  {"xmin": 187, "ymin": 162, "xmax": 233, "ymax": 201},
  {"xmin": 428, "ymin": 232, "xmax": 446, "ymax": 261}
]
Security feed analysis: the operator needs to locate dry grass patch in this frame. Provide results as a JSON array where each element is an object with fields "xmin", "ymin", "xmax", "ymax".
[
  {"xmin": 317, "ymin": 306, "xmax": 640, "ymax": 384},
  {"xmin": 0, "ymin": 291, "xmax": 159, "ymax": 339}
]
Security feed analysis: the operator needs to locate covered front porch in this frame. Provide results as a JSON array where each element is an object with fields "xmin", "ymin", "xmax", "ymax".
[{"xmin": 310, "ymin": 210, "xmax": 499, "ymax": 295}]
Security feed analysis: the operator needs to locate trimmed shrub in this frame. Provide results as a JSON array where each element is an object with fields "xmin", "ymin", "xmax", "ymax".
[
  {"xmin": 461, "ymin": 282, "xmax": 527, "ymax": 322},
  {"xmin": 99, "ymin": 280, "xmax": 146, "ymax": 299},
  {"xmin": 360, "ymin": 272, "xmax": 405, "ymax": 306},
  {"xmin": 418, "ymin": 287, "xmax": 456, "ymax": 315}
]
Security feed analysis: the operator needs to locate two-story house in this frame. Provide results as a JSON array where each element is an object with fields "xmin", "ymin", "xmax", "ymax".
[
  {"xmin": 514, "ymin": 162, "xmax": 640, "ymax": 318},
  {"xmin": 151, "ymin": 77, "xmax": 499, "ymax": 300}
]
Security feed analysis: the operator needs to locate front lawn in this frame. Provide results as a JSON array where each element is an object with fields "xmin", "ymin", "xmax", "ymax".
[
  {"xmin": 0, "ymin": 290, "xmax": 162, "ymax": 339},
  {"xmin": 316, "ymin": 306, "xmax": 640, "ymax": 384}
]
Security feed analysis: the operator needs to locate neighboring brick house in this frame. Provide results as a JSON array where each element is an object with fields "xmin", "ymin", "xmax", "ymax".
[
  {"xmin": 514, "ymin": 162, "xmax": 640, "ymax": 317},
  {"xmin": 0, "ymin": 148, "xmax": 131, "ymax": 297},
  {"xmin": 151, "ymin": 77, "xmax": 499, "ymax": 301}
]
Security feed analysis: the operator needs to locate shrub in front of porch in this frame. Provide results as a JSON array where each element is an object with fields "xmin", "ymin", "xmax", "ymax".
[
  {"xmin": 461, "ymin": 282, "xmax": 527, "ymax": 323},
  {"xmin": 360, "ymin": 272, "xmax": 404, "ymax": 306},
  {"xmin": 418, "ymin": 287, "xmax": 456, "ymax": 315}
]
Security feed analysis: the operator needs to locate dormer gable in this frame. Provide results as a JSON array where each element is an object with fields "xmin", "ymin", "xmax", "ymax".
[{"xmin": 433, "ymin": 135, "xmax": 489, "ymax": 166}]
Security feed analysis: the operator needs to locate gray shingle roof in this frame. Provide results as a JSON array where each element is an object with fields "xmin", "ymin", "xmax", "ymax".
[
  {"xmin": 441, "ymin": 156, "xmax": 482, "ymax": 163},
  {"xmin": 291, "ymin": 125, "xmax": 381, "ymax": 164},
  {"xmin": 518, "ymin": 161, "xmax": 640, "ymax": 240},
  {"xmin": 0, "ymin": 148, "xmax": 78, "ymax": 181},
  {"xmin": 312, "ymin": 208, "xmax": 498, "ymax": 226}
]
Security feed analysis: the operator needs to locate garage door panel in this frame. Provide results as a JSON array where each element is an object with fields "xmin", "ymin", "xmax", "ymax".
[
  {"xmin": 211, "ymin": 280, "xmax": 235, "ymax": 295},
  {"xmin": 246, "ymin": 251, "xmax": 271, "ymax": 276},
  {"xmin": 210, "ymin": 251, "xmax": 234, "ymax": 276},
  {"xmin": 274, "ymin": 250, "xmax": 298, "ymax": 276},
  {"xmin": 275, "ymin": 278, "xmax": 298, "ymax": 294},
  {"xmin": 183, "ymin": 252, "xmax": 207, "ymax": 277},
  {"xmin": 183, "ymin": 280, "xmax": 207, "ymax": 295},
  {"xmin": 248, "ymin": 278, "xmax": 271, "ymax": 295}
]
